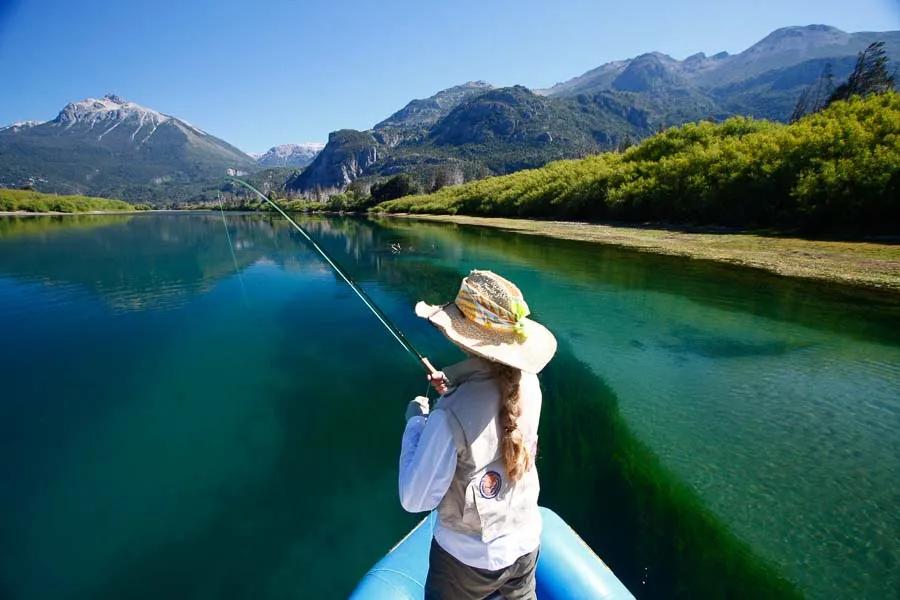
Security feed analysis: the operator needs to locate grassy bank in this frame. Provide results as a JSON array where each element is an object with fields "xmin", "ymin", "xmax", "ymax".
[
  {"xmin": 385, "ymin": 214, "xmax": 900, "ymax": 291},
  {"xmin": 375, "ymin": 93, "xmax": 899, "ymax": 235},
  {"xmin": 0, "ymin": 188, "xmax": 138, "ymax": 213}
]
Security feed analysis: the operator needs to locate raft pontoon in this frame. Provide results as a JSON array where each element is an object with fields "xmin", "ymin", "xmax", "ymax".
[{"xmin": 351, "ymin": 507, "xmax": 634, "ymax": 599}]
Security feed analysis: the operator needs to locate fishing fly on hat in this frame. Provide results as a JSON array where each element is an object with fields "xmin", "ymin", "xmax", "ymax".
[{"xmin": 415, "ymin": 270, "xmax": 557, "ymax": 374}]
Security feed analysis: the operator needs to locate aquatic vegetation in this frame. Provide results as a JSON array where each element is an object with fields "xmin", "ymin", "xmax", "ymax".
[
  {"xmin": 375, "ymin": 93, "xmax": 900, "ymax": 234},
  {"xmin": 538, "ymin": 347, "xmax": 800, "ymax": 598}
]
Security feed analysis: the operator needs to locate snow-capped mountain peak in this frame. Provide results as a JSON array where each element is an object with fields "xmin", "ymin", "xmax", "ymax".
[
  {"xmin": 0, "ymin": 120, "xmax": 44, "ymax": 133},
  {"xmin": 55, "ymin": 94, "xmax": 172, "ymax": 128},
  {"xmin": 256, "ymin": 142, "xmax": 325, "ymax": 167},
  {"xmin": 46, "ymin": 93, "xmax": 215, "ymax": 145}
]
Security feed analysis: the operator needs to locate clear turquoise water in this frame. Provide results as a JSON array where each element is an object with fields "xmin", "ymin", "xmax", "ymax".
[{"xmin": 0, "ymin": 213, "xmax": 897, "ymax": 599}]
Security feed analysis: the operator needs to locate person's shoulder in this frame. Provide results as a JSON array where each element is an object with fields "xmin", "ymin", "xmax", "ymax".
[
  {"xmin": 444, "ymin": 357, "xmax": 493, "ymax": 385},
  {"xmin": 521, "ymin": 372, "xmax": 542, "ymax": 398}
]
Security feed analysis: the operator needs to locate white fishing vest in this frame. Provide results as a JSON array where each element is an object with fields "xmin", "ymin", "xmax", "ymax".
[{"xmin": 434, "ymin": 358, "xmax": 542, "ymax": 543}]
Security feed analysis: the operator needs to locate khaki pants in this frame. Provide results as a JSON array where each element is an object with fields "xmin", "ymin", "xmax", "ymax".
[{"xmin": 424, "ymin": 539, "xmax": 539, "ymax": 600}]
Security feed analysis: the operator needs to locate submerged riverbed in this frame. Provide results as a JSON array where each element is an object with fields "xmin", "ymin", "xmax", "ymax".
[{"xmin": 1, "ymin": 213, "xmax": 897, "ymax": 599}]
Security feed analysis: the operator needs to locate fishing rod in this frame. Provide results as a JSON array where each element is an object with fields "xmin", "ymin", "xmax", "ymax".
[{"xmin": 225, "ymin": 176, "xmax": 438, "ymax": 376}]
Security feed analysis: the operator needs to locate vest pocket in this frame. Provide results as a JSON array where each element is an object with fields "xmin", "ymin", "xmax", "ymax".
[{"xmin": 471, "ymin": 466, "xmax": 513, "ymax": 543}]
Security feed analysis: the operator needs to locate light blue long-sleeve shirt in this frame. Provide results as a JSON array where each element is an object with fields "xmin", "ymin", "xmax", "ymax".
[{"xmin": 398, "ymin": 373, "xmax": 543, "ymax": 570}]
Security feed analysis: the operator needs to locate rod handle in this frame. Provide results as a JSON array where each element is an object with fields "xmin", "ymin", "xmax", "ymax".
[{"xmin": 421, "ymin": 357, "xmax": 439, "ymax": 376}]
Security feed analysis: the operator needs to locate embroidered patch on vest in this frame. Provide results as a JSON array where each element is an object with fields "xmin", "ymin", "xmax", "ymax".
[{"xmin": 479, "ymin": 471, "xmax": 502, "ymax": 499}]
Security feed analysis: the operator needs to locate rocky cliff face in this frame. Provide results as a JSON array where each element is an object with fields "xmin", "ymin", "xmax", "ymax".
[
  {"xmin": 288, "ymin": 130, "xmax": 381, "ymax": 194},
  {"xmin": 375, "ymin": 81, "xmax": 494, "ymax": 130},
  {"xmin": 289, "ymin": 83, "xmax": 496, "ymax": 195}
]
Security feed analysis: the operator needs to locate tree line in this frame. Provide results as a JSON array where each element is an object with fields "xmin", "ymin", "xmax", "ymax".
[
  {"xmin": 0, "ymin": 188, "xmax": 140, "ymax": 213},
  {"xmin": 791, "ymin": 41, "xmax": 895, "ymax": 121},
  {"xmin": 373, "ymin": 90, "xmax": 898, "ymax": 234}
]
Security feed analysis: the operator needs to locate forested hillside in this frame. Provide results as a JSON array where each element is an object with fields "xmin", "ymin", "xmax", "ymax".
[{"xmin": 375, "ymin": 93, "xmax": 900, "ymax": 234}]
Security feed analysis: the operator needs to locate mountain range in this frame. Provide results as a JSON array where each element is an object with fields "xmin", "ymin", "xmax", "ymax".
[
  {"xmin": 253, "ymin": 143, "xmax": 325, "ymax": 167},
  {"xmin": 290, "ymin": 25, "xmax": 899, "ymax": 196},
  {"xmin": 0, "ymin": 95, "xmax": 257, "ymax": 202},
  {"xmin": 1, "ymin": 25, "xmax": 897, "ymax": 203}
]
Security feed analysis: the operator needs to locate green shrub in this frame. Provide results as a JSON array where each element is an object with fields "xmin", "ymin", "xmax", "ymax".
[
  {"xmin": 0, "ymin": 189, "xmax": 135, "ymax": 213},
  {"xmin": 370, "ymin": 174, "xmax": 419, "ymax": 203},
  {"xmin": 375, "ymin": 93, "xmax": 900, "ymax": 234}
]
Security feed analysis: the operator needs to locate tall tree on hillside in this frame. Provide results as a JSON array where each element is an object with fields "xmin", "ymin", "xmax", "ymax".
[
  {"xmin": 828, "ymin": 41, "xmax": 896, "ymax": 104},
  {"xmin": 371, "ymin": 174, "xmax": 419, "ymax": 202},
  {"xmin": 790, "ymin": 63, "xmax": 835, "ymax": 122}
]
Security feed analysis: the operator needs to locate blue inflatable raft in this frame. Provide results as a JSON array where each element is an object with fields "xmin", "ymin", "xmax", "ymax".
[{"xmin": 351, "ymin": 507, "xmax": 634, "ymax": 599}]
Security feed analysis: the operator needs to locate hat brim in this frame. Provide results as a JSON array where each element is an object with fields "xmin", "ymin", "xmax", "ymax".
[{"xmin": 415, "ymin": 301, "xmax": 557, "ymax": 374}]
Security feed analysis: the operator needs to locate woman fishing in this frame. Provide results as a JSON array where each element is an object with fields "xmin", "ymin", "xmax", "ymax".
[{"xmin": 399, "ymin": 270, "xmax": 557, "ymax": 600}]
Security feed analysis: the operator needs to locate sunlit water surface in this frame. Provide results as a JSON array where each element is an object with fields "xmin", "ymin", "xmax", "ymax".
[{"xmin": 0, "ymin": 213, "xmax": 897, "ymax": 599}]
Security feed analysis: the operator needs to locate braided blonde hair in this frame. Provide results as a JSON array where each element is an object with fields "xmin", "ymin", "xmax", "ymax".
[{"xmin": 493, "ymin": 362, "xmax": 530, "ymax": 482}]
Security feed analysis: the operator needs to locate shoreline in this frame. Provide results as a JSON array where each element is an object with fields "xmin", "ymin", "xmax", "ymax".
[
  {"xmin": 4, "ymin": 209, "xmax": 898, "ymax": 293},
  {"xmin": 386, "ymin": 213, "xmax": 900, "ymax": 293},
  {"xmin": 0, "ymin": 209, "xmax": 207, "ymax": 216}
]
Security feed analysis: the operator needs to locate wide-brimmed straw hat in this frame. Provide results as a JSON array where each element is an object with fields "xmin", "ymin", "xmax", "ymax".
[{"xmin": 415, "ymin": 270, "xmax": 557, "ymax": 374}]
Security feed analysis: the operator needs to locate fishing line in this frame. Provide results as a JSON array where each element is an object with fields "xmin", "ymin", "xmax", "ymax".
[
  {"xmin": 218, "ymin": 194, "xmax": 248, "ymax": 307},
  {"xmin": 226, "ymin": 176, "xmax": 437, "ymax": 375}
]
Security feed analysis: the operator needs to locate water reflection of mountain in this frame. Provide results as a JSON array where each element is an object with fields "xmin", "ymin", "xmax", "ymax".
[
  {"xmin": 0, "ymin": 215, "xmax": 138, "ymax": 239},
  {"xmin": 0, "ymin": 214, "xmax": 455, "ymax": 314},
  {"xmin": 0, "ymin": 214, "xmax": 329, "ymax": 311}
]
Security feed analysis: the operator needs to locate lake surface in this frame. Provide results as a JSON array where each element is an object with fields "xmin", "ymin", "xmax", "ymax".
[{"xmin": 1, "ymin": 213, "xmax": 897, "ymax": 599}]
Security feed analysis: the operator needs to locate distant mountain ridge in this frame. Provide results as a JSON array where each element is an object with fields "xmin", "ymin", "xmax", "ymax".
[
  {"xmin": 539, "ymin": 25, "xmax": 897, "ymax": 95},
  {"xmin": 375, "ymin": 81, "xmax": 495, "ymax": 132},
  {"xmin": 1, "ymin": 25, "xmax": 897, "ymax": 203},
  {"xmin": 0, "ymin": 94, "xmax": 256, "ymax": 202},
  {"xmin": 538, "ymin": 25, "xmax": 900, "ymax": 120},
  {"xmin": 254, "ymin": 143, "xmax": 324, "ymax": 167},
  {"xmin": 290, "ymin": 81, "xmax": 501, "ymax": 193},
  {"xmin": 0, "ymin": 121, "xmax": 43, "ymax": 133},
  {"xmin": 289, "ymin": 24, "xmax": 898, "ymax": 196}
]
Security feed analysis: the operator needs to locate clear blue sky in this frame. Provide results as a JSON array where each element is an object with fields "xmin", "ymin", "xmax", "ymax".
[{"xmin": 1, "ymin": 0, "xmax": 897, "ymax": 153}]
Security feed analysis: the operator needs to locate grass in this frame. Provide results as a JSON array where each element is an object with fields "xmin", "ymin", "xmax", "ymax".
[
  {"xmin": 0, "ymin": 188, "xmax": 137, "ymax": 213},
  {"xmin": 386, "ymin": 214, "xmax": 900, "ymax": 292}
]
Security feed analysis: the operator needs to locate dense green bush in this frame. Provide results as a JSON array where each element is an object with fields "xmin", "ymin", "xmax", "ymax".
[
  {"xmin": 370, "ymin": 174, "xmax": 419, "ymax": 203},
  {"xmin": 375, "ymin": 93, "xmax": 900, "ymax": 234},
  {"xmin": 0, "ymin": 189, "xmax": 135, "ymax": 213}
]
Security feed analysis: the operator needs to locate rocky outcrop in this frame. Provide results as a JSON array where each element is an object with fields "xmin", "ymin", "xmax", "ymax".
[
  {"xmin": 288, "ymin": 130, "xmax": 381, "ymax": 195},
  {"xmin": 375, "ymin": 81, "xmax": 493, "ymax": 130},
  {"xmin": 288, "ymin": 82, "xmax": 495, "ymax": 195},
  {"xmin": 611, "ymin": 53, "xmax": 687, "ymax": 92},
  {"xmin": 429, "ymin": 86, "xmax": 550, "ymax": 144}
]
